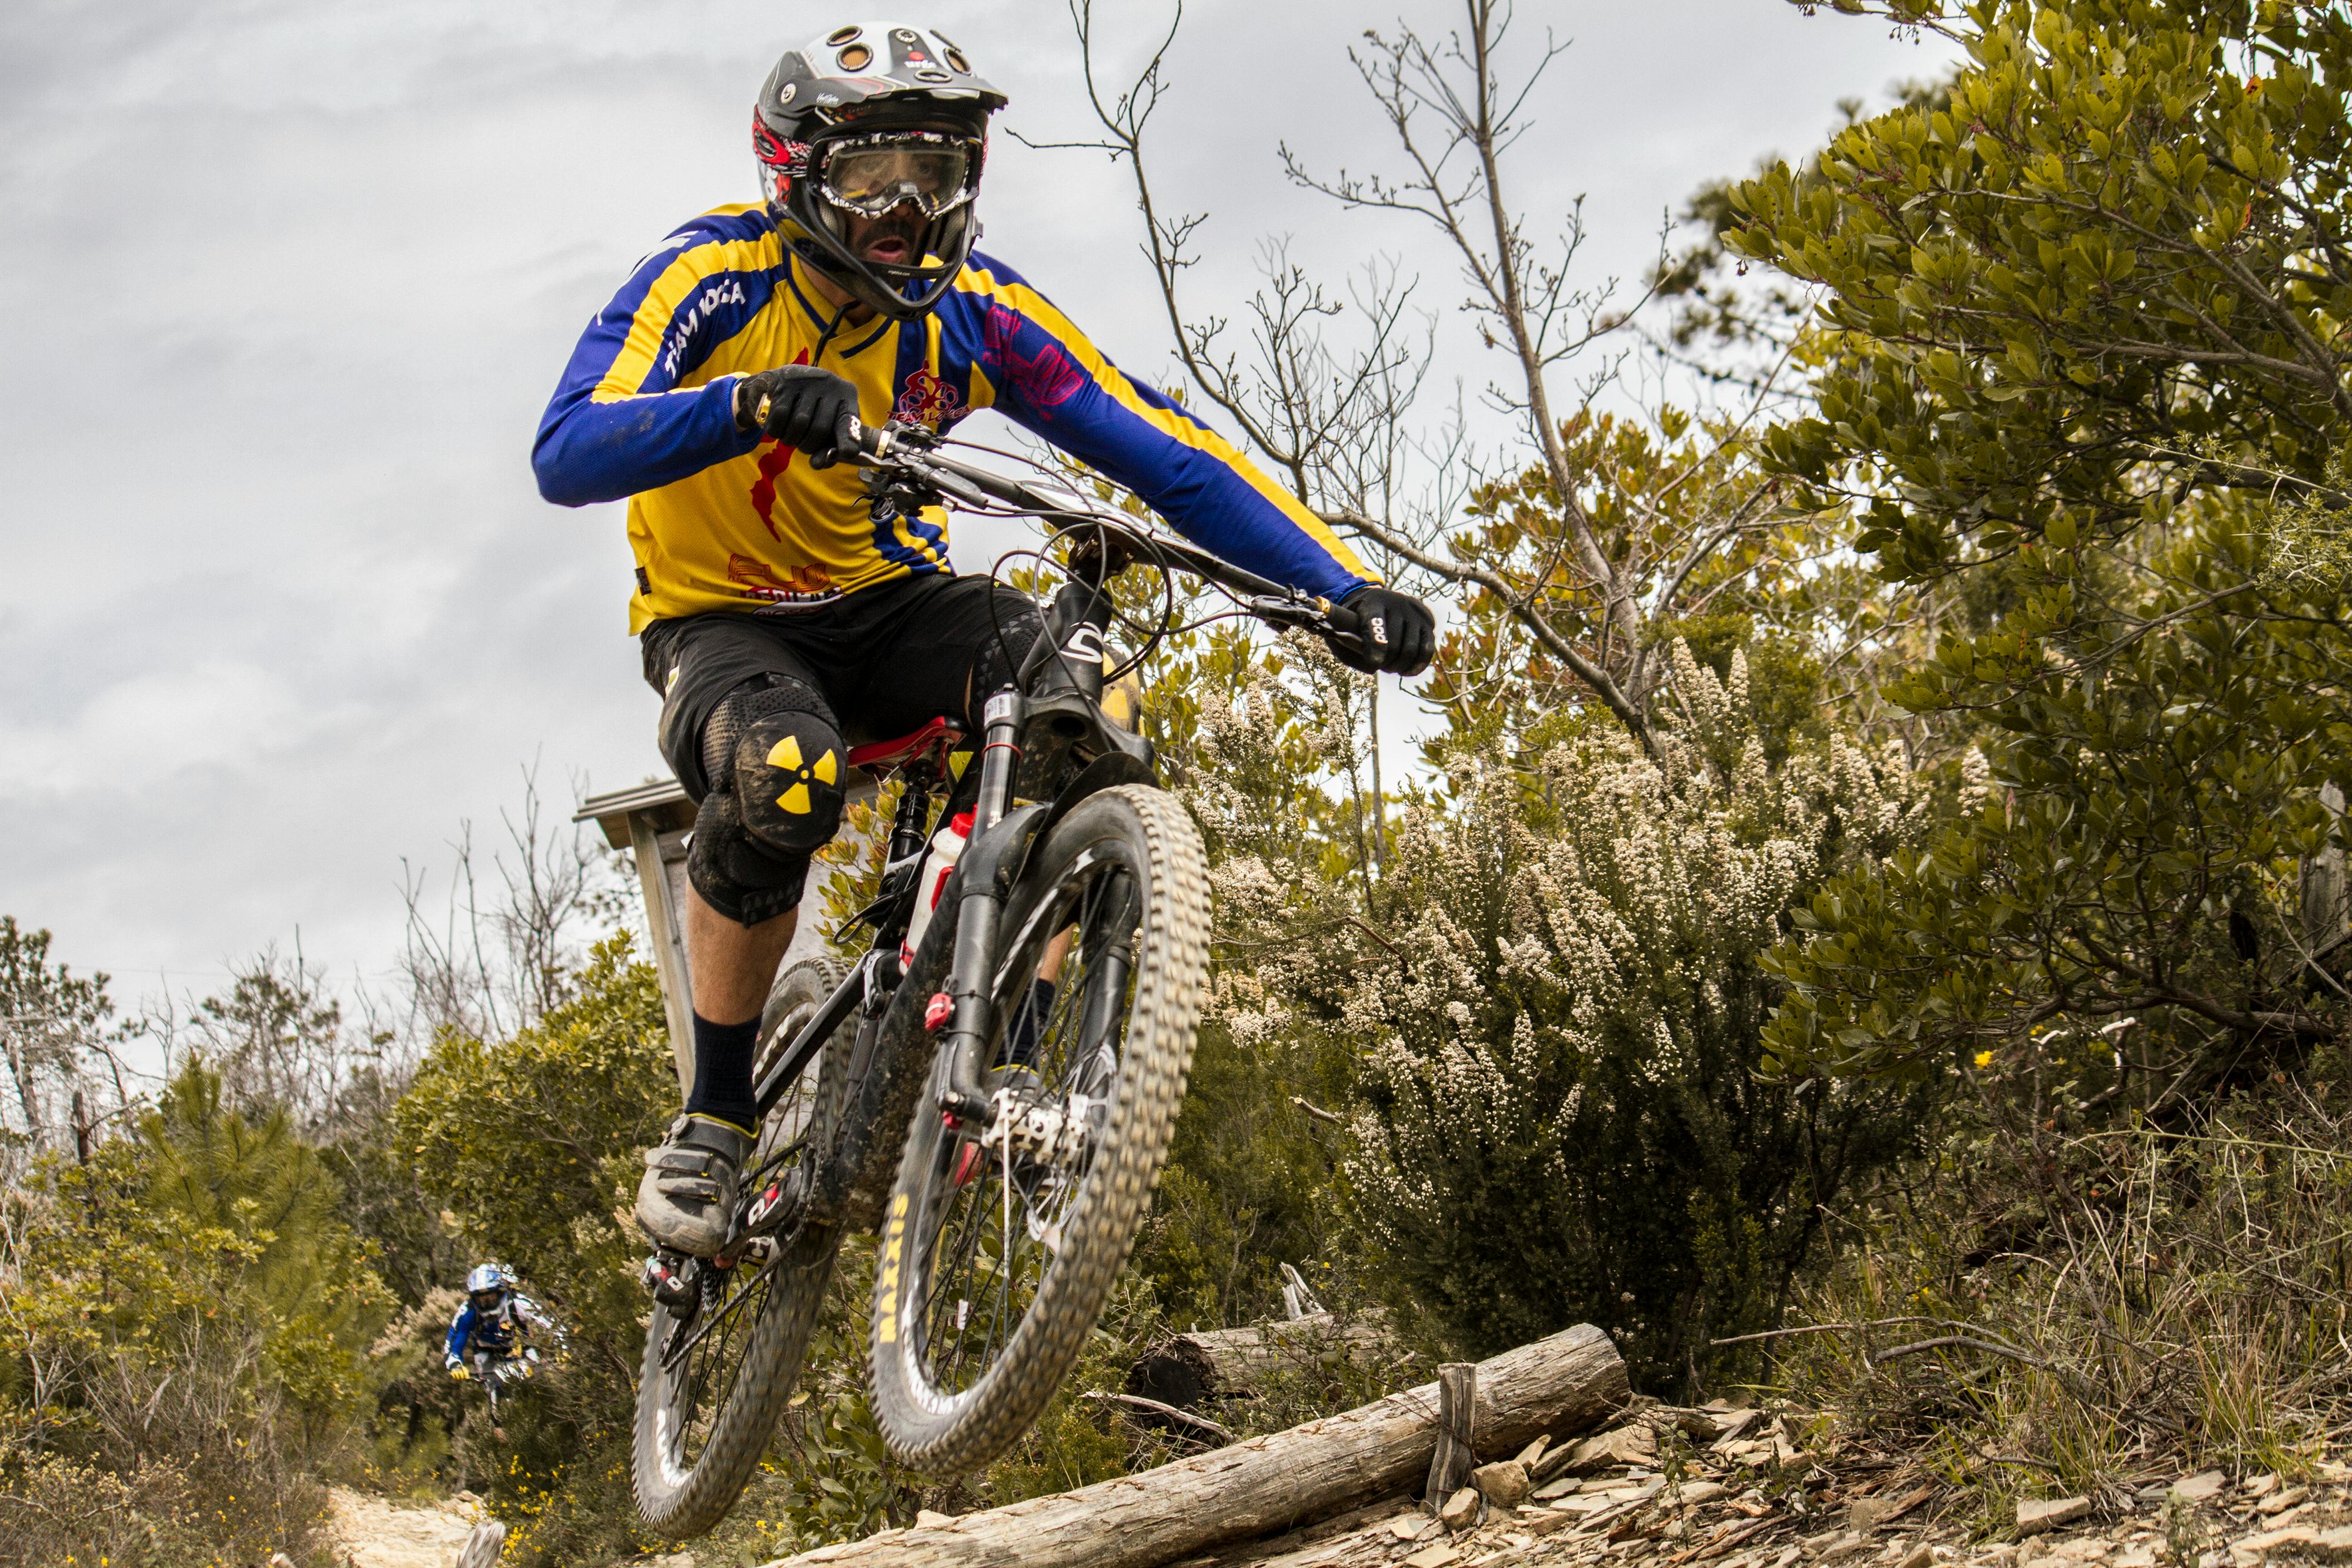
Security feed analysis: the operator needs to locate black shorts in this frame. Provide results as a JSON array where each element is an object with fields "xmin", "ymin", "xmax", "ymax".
[{"xmin": 640, "ymin": 574, "xmax": 1044, "ymax": 803}]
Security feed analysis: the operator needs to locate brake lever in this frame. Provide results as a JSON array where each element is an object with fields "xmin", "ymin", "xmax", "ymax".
[{"xmin": 1246, "ymin": 593, "xmax": 1374, "ymax": 661}]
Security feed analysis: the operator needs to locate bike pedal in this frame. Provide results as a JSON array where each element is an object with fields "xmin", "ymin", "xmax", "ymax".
[
  {"xmin": 641, "ymin": 1253, "xmax": 700, "ymax": 1312},
  {"xmin": 744, "ymin": 1172, "xmax": 791, "ymax": 1232}
]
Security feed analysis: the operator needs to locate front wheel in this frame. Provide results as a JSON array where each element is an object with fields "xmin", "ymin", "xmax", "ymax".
[
  {"xmin": 632, "ymin": 956, "xmax": 853, "ymax": 1539},
  {"xmin": 868, "ymin": 785, "xmax": 1208, "ymax": 1473}
]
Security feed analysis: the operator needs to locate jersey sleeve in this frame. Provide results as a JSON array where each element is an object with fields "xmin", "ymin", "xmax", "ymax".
[
  {"xmin": 445, "ymin": 1306, "xmax": 473, "ymax": 1360},
  {"xmin": 532, "ymin": 211, "xmax": 781, "ymax": 507},
  {"xmin": 947, "ymin": 259, "xmax": 1377, "ymax": 603}
]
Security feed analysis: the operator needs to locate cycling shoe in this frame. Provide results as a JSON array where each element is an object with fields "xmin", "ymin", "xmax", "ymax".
[{"xmin": 636, "ymin": 1114, "xmax": 754, "ymax": 1258}]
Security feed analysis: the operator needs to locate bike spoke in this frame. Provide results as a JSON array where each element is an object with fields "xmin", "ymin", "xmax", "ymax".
[
  {"xmin": 660, "ymin": 1255, "xmax": 780, "ymax": 1469},
  {"xmin": 907, "ymin": 858, "xmax": 1140, "ymax": 1400}
]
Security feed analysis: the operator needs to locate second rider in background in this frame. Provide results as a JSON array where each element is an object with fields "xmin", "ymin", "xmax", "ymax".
[{"xmin": 531, "ymin": 18, "xmax": 1434, "ymax": 1259}]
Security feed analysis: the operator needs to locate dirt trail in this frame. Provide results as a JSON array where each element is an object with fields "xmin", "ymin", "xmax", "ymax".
[{"xmin": 326, "ymin": 1486, "xmax": 485, "ymax": 1568}]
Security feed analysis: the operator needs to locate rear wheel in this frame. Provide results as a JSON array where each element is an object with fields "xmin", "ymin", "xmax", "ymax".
[
  {"xmin": 631, "ymin": 955, "xmax": 854, "ymax": 1539},
  {"xmin": 868, "ymin": 785, "xmax": 1208, "ymax": 1473}
]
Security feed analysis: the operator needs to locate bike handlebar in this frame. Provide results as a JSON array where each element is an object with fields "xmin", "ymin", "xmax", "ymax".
[{"xmin": 841, "ymin": 417, "xmax": 1372, "ymax": 659}]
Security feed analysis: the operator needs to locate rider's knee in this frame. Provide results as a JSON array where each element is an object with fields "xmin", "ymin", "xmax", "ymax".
[
  {"xmin": 686, "ymin": 789, "xmax": 811, "ymax": 926},
  {"xmin": 686, "ymin": 682, "xmax": 847, "ymax": 927},
  {"xmin": 730, "ymin": 707, "xmax": 846, "ymax": 855}
]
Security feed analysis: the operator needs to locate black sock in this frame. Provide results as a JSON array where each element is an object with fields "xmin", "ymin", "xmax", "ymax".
[{"xmin": 683, "ymin": 1012, "xmax": 760, "ymax": 1134}]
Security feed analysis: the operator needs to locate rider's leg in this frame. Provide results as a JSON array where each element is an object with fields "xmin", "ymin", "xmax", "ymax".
[
  {"xmin": 637, "ymin": 629, "xmax": 850, "ymax": 1254},
  {"xmin": 679, "ymin": 891, "xmax": 796, "ymax": 1132},
  {"xmin": 837, "ymin": 578, "xmax": 1065, "ymax": 1066},
  {"xmin": 685, "ymin": 893, "xmax": 797, "ymax": 1023}
]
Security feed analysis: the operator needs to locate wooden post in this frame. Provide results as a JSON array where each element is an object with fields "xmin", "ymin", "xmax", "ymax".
[
  {"xmin": 1424, "ymin": 1362, "xmax": 1477, "ymax": 1510},
  {"xmin": 626, "ymin": 812, "xmax": 699, "ymax": 1093},
  {"xmin": 578, "ymin": 774, "xmax": 881, "ymax": 1097}
]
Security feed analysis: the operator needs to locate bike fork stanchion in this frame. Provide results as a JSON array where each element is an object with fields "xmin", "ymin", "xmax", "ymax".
[{"xmin": 936, "ymin": 691, "xmax": 1026, "ymax": 1124}]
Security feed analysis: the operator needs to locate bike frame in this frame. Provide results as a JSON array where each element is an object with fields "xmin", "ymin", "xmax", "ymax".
[{"xmin": 722, "ymin": 420, "xmax": 1364, "ymax": 1255}]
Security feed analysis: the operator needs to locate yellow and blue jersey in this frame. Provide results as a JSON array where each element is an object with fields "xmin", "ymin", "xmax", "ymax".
[{"xmin": 534, "ymin": 204, "xmax": 1377, "ymax": 631}]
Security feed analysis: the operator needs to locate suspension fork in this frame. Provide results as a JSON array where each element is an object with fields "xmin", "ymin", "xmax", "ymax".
[
  {"xmin": 938, "ymin": 553, "xmax": 1120, "ymax": 1123},
  {"xmin": 1067, "ymin": 875, "xmax": 1138, "ymax": 1100},
  {"xmin": 937, "ymin": 690, "xmax": 1028, "ymax": 1123}
]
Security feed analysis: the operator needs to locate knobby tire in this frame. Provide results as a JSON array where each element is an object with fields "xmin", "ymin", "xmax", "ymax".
[
  {"xmin": 631, "ymin": 956, "xmax": 852, "ymax": 1539},
  {"xmin": 867, "ymin": 784, "xmax": 1209, "ymax": 1473}
]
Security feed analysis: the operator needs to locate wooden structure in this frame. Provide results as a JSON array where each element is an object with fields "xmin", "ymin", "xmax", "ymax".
[
  {"xmin": 575, "ymin": 774, "xmax": 874, "ymax": 1090},
  {"xmin": 1425, "ymin": 1363, "xmax": 1478, "ymax": 1509}
]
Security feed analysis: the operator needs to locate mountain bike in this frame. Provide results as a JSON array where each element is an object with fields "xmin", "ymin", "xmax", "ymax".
[
  {"xmin": 629, "ymin": 418, "xmax": 1381, "ymax": 1538},
  {"xmin": 456, "ymin": 1346, "xmax": 542, "ymax": 1442}
]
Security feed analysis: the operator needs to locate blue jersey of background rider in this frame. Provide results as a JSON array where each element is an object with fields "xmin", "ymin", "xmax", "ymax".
[{"xmin": 445, "ymin": 1292, "xmax": 549, "ymax": 1363}]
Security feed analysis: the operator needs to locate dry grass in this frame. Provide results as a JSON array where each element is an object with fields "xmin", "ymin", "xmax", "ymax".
[{"xmin": 1756, "ymin": 1089, "xmax": 2352, "ymax": 1519}]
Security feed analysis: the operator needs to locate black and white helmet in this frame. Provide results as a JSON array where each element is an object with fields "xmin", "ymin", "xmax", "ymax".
[{"xmin": 753, "ymin": 21, "xmax": 1008, "ymax": 320}]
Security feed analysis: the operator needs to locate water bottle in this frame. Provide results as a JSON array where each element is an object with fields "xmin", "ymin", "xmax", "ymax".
[{"xmin": 901, "ymin": 810, "xmax": 974, "ymax": 960}]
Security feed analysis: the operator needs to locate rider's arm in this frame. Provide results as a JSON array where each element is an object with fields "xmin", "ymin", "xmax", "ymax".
[
  {"xmin": 532, "ymin": 209, "xmax": 778, "ymax": 507},
  {"xmin": 946, "ymin": 257, "xmax": 1378, "ymax": 603},
  {"xmin": 445, "ymin": 1306, "xmax": 473, "ymax": 1362}
]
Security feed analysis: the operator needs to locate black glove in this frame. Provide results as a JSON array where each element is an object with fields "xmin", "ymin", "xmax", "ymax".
[
  {"xmin": 1328, "ymin": 584, "xmax": 1436, "ymax": 676},
  {"xmin": 734, "ymin": 365, "xmax": 860, "ymax": 467}
]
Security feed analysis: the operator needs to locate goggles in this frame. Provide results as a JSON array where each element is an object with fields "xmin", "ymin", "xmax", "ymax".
[
  {"xmin": 813, "ymin": 131, "xmax": 980, "ymax": 220},
  {"xmin": 470, "ymin": 1290, "xmax": 504, "ymax": 1310}
]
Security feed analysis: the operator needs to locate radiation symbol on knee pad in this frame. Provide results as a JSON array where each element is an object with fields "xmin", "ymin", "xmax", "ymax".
[{"xmin": 765, "ymin": 733, "xmax": 839, "ymax": 817}]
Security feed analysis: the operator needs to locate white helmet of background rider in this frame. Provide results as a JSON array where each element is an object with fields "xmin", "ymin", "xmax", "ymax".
[
  {"xmin": 752, "ymin": 21, "xmax": 1009, "ymax": 320},
  {"xmin": 465, "ymin": 1262, "xmax": 509, "ymax": 1314}
]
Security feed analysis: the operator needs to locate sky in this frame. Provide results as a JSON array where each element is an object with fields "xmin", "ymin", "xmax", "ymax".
[{"xmin": 0, "ymin": 0, "xmax": 1957, "ymax": 1006}]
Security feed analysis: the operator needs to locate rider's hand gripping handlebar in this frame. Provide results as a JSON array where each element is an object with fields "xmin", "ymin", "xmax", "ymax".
[{"xmin": 841, "ymin": 418, "xmax": 1385, "ymax": 666}]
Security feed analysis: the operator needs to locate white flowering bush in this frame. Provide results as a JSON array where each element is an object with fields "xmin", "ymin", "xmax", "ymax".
[
  {"xmin": 1132, "ymin": 628, "xmax": 1400, "ymax": 1323},
  {"xmin": 1224, "ymin": 643, "xmax": 1943, "ymax": 1386}
]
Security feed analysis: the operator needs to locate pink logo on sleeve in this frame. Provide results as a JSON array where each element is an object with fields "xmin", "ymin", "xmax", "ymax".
[{"xmin": 981, "ymin": 303, "xmax": 1084, "ymax": 417}]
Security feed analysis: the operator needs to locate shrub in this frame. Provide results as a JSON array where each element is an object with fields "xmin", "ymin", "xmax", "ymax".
[
  {"xmin": 1265, "ymin": 644, "xmax": 1945, "ymax": 1389},
  {"xmin": 1775, "ymin": 1088, "xmax": 2352, "ymax": 1509},
  {"xmin": 394, "ymin": 933, "xmax": 673, "ymax": 1561},
  {"xmin": 0, "ymin": 1064, "xmax": 389, "ymax": 1566}
]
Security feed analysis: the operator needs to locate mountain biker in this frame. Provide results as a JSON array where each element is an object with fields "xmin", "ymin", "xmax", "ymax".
[
  {"xmin": 444, "ymin": 1263, "xmax": 554, "ymax": 1379},
  {"xmin": 531, "ymin": 19, "xmax": 1435, "ymax": 1260}
]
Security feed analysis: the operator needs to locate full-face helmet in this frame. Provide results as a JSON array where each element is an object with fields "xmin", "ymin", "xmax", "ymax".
[
  {"xmin": 753, "ymin": 21, "xmax": 1008, "ymax": 320},
  {"xmin": 465, "ymin": 1262, "xmax": 510, "ymax": 1315}
]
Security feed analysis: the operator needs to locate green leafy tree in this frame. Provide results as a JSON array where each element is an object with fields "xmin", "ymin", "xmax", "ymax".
[
  {"xmin": 0, "ymin": 917, "xmax": 121, "ymax": 1159},
  {"xmin": 1729, "ymin": 0, "xmax": 2352, "ymax": 1105},
  {"xmin": 394, "ymin": 934, "xmax": 671, "ymax": 1559},
  {"xmin": 0, "ymin": 1062, "xmax": 389, "ymax": 1565}
]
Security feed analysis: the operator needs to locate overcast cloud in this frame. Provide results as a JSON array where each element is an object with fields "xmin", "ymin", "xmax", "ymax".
[{"xmin": 0, "ymin": 0, "xmax": 1955, "ymax": 999}]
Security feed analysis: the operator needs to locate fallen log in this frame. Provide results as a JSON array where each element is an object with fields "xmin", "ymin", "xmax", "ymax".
[
  {"xmin": 759, "ymin": 1323, "xmax": 1628, "ymax": 1568},
  {"xmin": 1126, "ymin": 1311, "xmax": 1395, "ymax": 1409}
]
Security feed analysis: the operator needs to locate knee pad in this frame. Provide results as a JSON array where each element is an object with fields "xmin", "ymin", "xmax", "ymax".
[
  {"xmin": 699, "ymin": 677, "xmax": 827, "ymax": 794},
  {"xmin": 686, "ymin": 788, "xmax": 810, "ymax": 927},
  {"xmin": 731, "ymin": 707, "xmax": 846, "ymax": 856}
]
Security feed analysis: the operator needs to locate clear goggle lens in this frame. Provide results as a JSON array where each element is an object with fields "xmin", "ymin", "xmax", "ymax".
[{"xmin": 816, "ymin": 135, "xmax": 975, "ymax": 218}]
